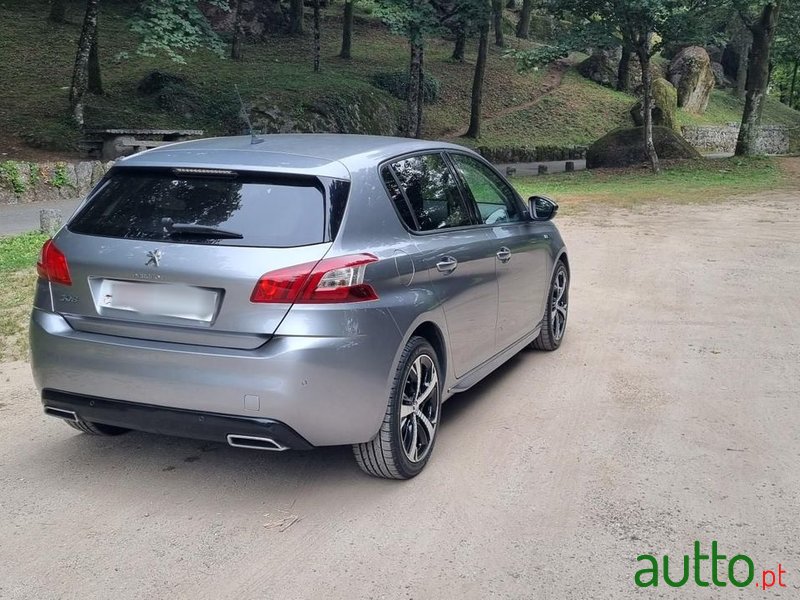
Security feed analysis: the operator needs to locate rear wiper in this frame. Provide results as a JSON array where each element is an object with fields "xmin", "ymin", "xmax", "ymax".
[{"xmin": 161, "ymin": 219, "xmax": 243, "ymax": 239}]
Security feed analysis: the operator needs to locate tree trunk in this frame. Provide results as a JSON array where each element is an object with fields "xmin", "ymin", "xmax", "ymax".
[
  {"xmin": 735, "ymin": 2, "xmax": 780, "ymax": 156},
  {"xmin": 339, "ymin": 0, "xmax": 354, "ymax": 59},
  {"xmin": 466, "ymin": 22, "xmax": 489, "ymax": 138},
  {"xmin": 617, "ymin": 44, "xmax": 632, "ymax": 92},
  {"xmin": 407, "ymin": 42, "xmax": 422, "ymax": 138},
  {"xmin": 87, "ymin": 34, "xmax": 103, "ymax": 95},
  {"xmin": 452, "ymin": 27, "xmax": 466, "ymax": 61},
  {"xmin": 415, "ymin": 46, "xmax": 424, "ymax": 138},
  {"xmin": 231, "ymin": 0, "xmax": 244, "ymax": 60},
  {"xmin": 49, "ymin": 0, "xmax": 67, "ymax": 23},
  {"xmin": 313, "ymin": 0, "xmax": 321, "ymax": 72},
  {"xmin": 492, "ymin": 0, "xmax": 504, "ymax": 47},
  {"xmin": 636, "ymin": 45, "xmax": 660, "ymax": 173},
  {"xmin": 289, "ymin": 0, "xmax": 304, "ymax": 35},
  {"xmin": 70, "ymin": 0, "xmax": 99, "ymax": 126},
  {"xmin": 515, "ymin": 0, "xmax": 532, "ymax": 39},
  {"xmin": 735, "ymin": 39, "xmax": 751, "ymax": 99},
  {"xmin": 788, "ymin": 60, "xmax": 797, "ymax": 109}
]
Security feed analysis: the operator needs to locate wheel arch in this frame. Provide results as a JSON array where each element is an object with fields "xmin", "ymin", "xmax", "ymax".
[{"xmin": 408, "ymin": 321, "xmax": 448, "ymax": 386}]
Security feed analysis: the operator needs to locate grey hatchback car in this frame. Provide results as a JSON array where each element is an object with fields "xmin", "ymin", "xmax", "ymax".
[{"xmin": 30, "ymin": 134, "xmax": 569, "ymax": 479}]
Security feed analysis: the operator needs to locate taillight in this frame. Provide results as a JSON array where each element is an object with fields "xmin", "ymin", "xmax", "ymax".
[
  {"xmin": 36, "ymin": 240, "xmax": 71, "ymax": 286},
  {"xmin": 251, "ymin": 254, "xmax": 379, "ymax": 304}
]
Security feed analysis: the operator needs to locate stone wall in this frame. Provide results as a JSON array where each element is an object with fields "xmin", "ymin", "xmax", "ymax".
[
  {"xmin": 681, "ymin": 124, "xmax": 790, "ymax": 155},
  {"xmin": 477, "ymin": 145, "xmax": 587, "ymax": 164},
  {"xmin": 0, "ymin": 160, "xmax": 112, "ymax": 205}
]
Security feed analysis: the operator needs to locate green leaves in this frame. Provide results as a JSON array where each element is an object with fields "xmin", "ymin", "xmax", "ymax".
[
  {"xmin": 130, "ymin": 0, "xmax": 230, "ymax": 64},
  {"xmin": 375, "ymin": 0, "xmax": 442, "ymax": 44}
]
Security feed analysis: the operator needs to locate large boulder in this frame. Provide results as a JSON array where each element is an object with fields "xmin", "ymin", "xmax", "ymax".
[
  {"xmin": 630, "ymin": 78, "xmax": 679, "ymax": 132},
  {"xmin": 668, "ymin": 47, "xmax": 715, "ymax": 113},
  {"xmin": 577, "ymin": 48, "xmax": 621, "ymax": 89},
  {"xmin": 586, "ymin": 126, "xmax": 701, "ymax": 169}
]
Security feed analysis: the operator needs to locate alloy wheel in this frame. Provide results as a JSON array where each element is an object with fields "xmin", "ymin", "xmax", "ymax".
[
  {"xmin": 551, "ymin": 267, "xmax": 568, "ymax": 341},
  {"xmin": 399, "ymin": 354, "xmax": 439, "ymax": 463}
]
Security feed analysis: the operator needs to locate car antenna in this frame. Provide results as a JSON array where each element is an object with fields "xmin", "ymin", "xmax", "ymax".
[{"xmin": 235, "ymin": 85, "xmax": 264, "ymax": 145}]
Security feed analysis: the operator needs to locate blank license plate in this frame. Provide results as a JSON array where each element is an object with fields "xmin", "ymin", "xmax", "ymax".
[{"xmin": 97, "ymin": 280, "xmax": 219, "ymax": 322}]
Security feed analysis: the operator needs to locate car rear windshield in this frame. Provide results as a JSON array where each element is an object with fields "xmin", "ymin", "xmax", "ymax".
[{"xmin": 69, "ymin": 168, "xmax": 349, "ymax": 247}]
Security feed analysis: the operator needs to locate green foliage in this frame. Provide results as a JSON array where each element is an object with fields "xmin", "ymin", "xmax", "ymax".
[
  {"xmin": 370, "ymin": 70, "xmax": 441, "ymax": 102},
  {"xmin": 28, "ymin": 163, "xmax": 41, "ymax": 186},
  {"xmin": 0, "ymin": 161, "xmax": 26, "ymax": 195},
  {"xmin": 375, "ymin": 0, "xmax": 442, "ymax": 44},
  {"xmin": 130, "ymin": 0, "xmax": 229, "ymax": 64},
  {"xmin": 50, "ymin": 162, "xmax": 71, "ymax": 189}
]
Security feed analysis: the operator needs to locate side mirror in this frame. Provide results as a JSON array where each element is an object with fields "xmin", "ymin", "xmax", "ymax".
[{"xmin": 528, "ymin": 195, "xmax": 559, "ymax": 221}]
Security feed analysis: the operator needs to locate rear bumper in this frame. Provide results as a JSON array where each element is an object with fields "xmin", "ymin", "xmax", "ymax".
[
  {"xmin": 42, "ymin": 389, "xmax": 314, "ymax": 449},
  {"xmin": 30, "ymin": 308, "xmax": 402, "ymax": 446}
]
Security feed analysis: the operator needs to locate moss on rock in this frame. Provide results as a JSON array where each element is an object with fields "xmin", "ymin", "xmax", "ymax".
[
  {"xmin": 630, "ymin": 78, "xmax": 679, "ymax": 132},
  {"xmin": 586, "ymin": 126, "xmax": 700, "ymax": 169}
]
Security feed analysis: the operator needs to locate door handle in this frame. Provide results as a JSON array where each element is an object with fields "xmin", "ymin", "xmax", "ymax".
[
  {"xmin": 496, "ymin": 247, "xmax": 512, "ymax": 263},
  {"xmin": 436, "ymin": 256, "xmax": 458, "ymax": 274}
]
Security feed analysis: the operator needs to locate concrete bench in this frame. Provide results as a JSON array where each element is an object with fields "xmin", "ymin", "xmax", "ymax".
[{"xmin": 82, "ymin": 129, "xmax": 204, "ymax": 160}]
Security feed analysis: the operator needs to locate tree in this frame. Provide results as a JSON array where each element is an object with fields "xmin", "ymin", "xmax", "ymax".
[
  {"xmin": 289, "ymin": 0, "xmax": 304, "ymax": 34},
  {"xmin": 88, "ymin": 35, "xmax": 103, "ymax": 95},
  {"xmin": 376, "ymin": 0, "xmax": 440, "ymax": 137},
  {"xmin": 492, "ymin": 0, "xmax": 504, "ymax": 46},
  {"xmin": 617, "ymin": 44, "xmax": 632, "ymax": 92},
  {"xmin": 49, "ymin": 0, "xmax": 67, "ymax": 23},
  {"xmin": 466, "ymin": 17, "xmax": 490, "ymax": 137},
  {"xmin": 313, "ymin": 0, "xmax": 321, "ymax": 71},
  {"xmin": 452, "ymin": 27, "xmax": 467, "ymax": 60},
  {"xmin": 70, "ymin": 0, "xmax": 100, "ymax": 125},
  {"xmin": 734, "ymin": 1, "xmax": 782, "ymax": 155},
  {"xmin": 231, "ymin": 0, "xmax": 244, "ymax": 59},
  {"xmin": 511, "ymin": 0, "xmax": 713, "ymax": 172},
  {"xmin": 131, "ymin": 0, "xmax": 228, "ymax": 64},
  {"xmin": 515, "ymin": 0, "xmax": 533, "ymax": 39},
  {"xmin": 340, "ymin": 0, "xmax": 355, "ymax": 58}
]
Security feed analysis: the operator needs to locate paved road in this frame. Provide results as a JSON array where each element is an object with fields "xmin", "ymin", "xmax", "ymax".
[
  {"xmin": 0, "ymin": 198, "xmax": 81, "ymax": 236},
  {"xmin": 2, "ymin": 194, "xmax": 800, "ymax": 598}
]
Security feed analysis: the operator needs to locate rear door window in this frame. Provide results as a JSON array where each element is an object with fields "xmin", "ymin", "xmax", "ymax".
[
  {"xmin": 69, "ymin": 168, "xmax": 348, "ymax": 248},
  {"xmin": 386, "ymin": 154, "xmax": 473, "ymax": 232}
]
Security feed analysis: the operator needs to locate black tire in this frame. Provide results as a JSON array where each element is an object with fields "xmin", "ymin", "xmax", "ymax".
[
  {"xmin": 66, "ymin": 420, "xmax": 130, "ymax": 436},
  {"xmin": 532, "ymin": 259, "xmax": 569, "ymax": 351},
  {"xmin": 353, "ymin": 336, "xmax": 442, "ymax": 479}
]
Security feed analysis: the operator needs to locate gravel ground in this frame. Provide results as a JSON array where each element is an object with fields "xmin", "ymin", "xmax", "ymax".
[{"xmin": 1, "ymin": 192, "xmax": 799, "ymax": 599}]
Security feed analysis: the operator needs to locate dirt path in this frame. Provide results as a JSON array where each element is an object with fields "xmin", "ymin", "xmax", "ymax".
[
  {"xmin": 2, "ymin": 191, "xmax": 800, "ymax": 599},
  {"xmin": 444, "ymin": 60, "xmax": 570, "ymax": 139}
]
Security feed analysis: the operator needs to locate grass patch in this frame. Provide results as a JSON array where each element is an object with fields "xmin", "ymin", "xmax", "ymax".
[
  {"xmin": 0, "ymin": 231, "xmax": 47, "ymax": 361},
  {"xmin": 513, "ymin": 156, "xmax": 785, "ymax": 209},
  {"xmin": 0, "ymin": 0, "xmax": 543, "ymax": 152},
  {"xmin": 0, "ymin": 231, "xmax": 48, "ymax": 272},
  {"xmin": 473, "ymin": 68, "xmax": 635, "ymax": 149}
]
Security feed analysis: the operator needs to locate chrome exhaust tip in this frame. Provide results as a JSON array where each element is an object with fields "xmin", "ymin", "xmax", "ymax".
[
  {"xmin": 226, "ymin": 434, "xmax": 288, "ymax": 451},
  {"xmin": 43, "ymin": 406, "xmax": 79, "ymax": 422}
]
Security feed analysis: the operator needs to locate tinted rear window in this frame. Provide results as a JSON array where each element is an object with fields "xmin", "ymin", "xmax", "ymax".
[{"xmin": 69, "ymin": 168, "xmax": 347, "ymax": 247}]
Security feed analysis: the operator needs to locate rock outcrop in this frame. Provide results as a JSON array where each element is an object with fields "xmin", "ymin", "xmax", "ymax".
[
  {"xmin": 668, "ymin": 47, "xmax": 715, "ymax": 113},
  {"xmin": 630, "ymin": 78, "xmax": 679, "ymax": 132},
  {"xmin": 586, "ymin": 126, "xmax": 701, "ymax": 169}
]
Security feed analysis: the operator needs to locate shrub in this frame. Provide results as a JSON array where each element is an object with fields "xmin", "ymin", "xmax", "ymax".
[{"xmin": 370, "ymin": 71, "xmax": 440, "ymax": 103}]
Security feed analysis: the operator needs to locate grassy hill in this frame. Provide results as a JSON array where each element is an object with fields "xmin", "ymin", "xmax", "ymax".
[{"xmin": 1, "ymin": 0, "xmax": 799, "ymax": 158}]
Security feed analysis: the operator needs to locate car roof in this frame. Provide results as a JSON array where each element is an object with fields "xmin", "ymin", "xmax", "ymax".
[{"xmin": 116, "ymin": 134, "xmax": 475, "ymax": 179}]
